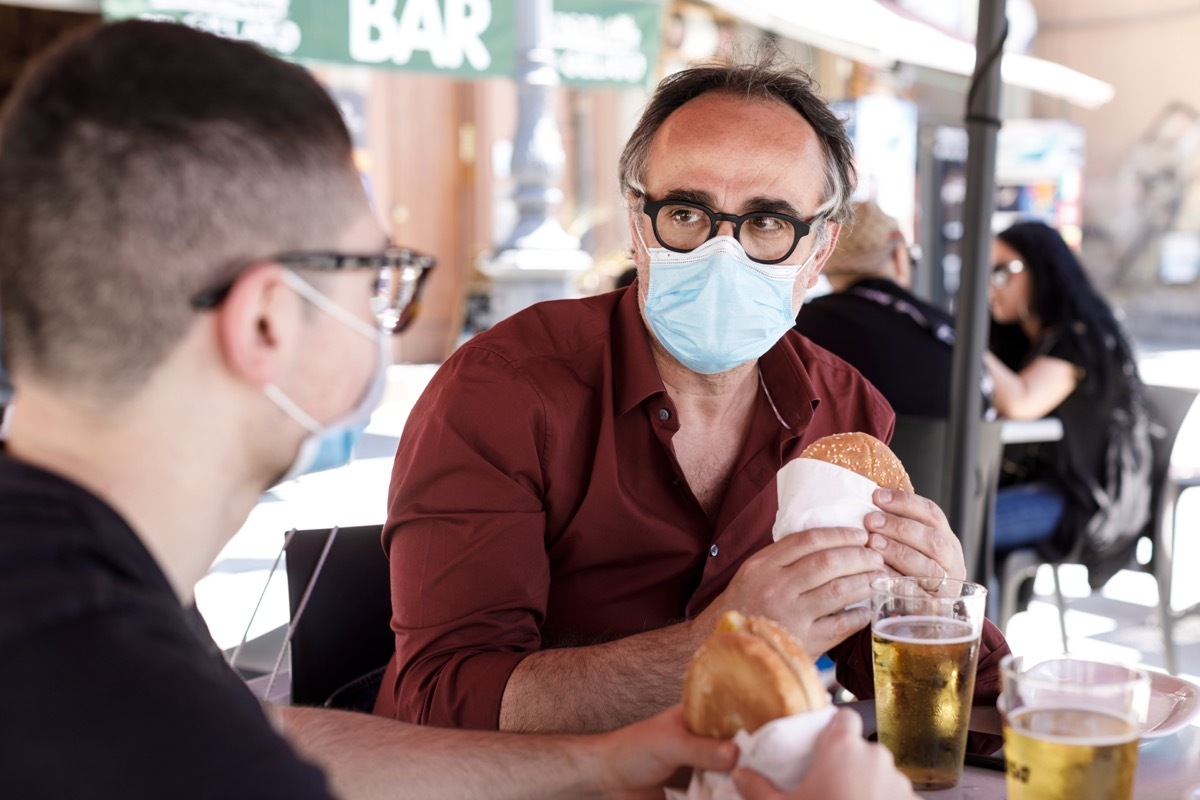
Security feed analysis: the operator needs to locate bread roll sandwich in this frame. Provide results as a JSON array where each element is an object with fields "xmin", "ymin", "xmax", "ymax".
[
  {"xmin": 799, "ymin": 431, "xmax": 913, "ymax": 492},
  {"xmin": 683, "ymin": 610, "xmax": 828, "ymax": 739}
]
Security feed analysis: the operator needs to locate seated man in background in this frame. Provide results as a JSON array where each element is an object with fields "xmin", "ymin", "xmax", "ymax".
[
  {"xmin": 795, "ymin": 200, "xmax": 957, "ymax": 418},
  {"xmin": 376, "ymin": 51, "xmax": 1010, "ymax": 735},
  {"xmin": 0, "ymin": 20, "xmax": 750, "ymax": 799}
]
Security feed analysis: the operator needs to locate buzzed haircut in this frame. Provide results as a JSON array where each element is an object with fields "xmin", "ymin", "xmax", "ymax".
[{"xmin": 0, "ymin": 20, "xmax": 365, "ymax": 397}]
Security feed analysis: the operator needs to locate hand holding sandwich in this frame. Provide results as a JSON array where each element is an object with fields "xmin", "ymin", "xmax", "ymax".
[
  {"xmin": 732, "ymin": 710, "xmax": 918, "ymax": 800},
  {"xmin": 796, "ymin": 432, "xmax": 966, "ymax": 587},
  {"xmin": 681, "ymin": 611, "xmax": 916, "ymax": 800},
  {"xmin": 863, "ymin": 485, "xmax": 966, "ymax": 586}
]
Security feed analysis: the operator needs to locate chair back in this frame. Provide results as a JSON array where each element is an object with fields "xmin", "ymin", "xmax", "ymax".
[
  {"xmin": 1142, "ymin": 385, "xmax": 1199, "ymax": 560},
  {"xmin": 1145, "ymin": 386, "xmax": 1198, "ymax": 486},
  {"xmin": 285, "ymin": 524, "xmax": 393, "ymax": 709},
  {"xmin": 888, "ymin": 415, "xmax": 1005, "ymax": 585}
]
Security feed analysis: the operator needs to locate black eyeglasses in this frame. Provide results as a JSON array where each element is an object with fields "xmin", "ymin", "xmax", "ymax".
[
  {"xmin": 989, "ymin": 259, "xmax": 1025, "ymax": 289},
  {"xmin": 190, "ymin": 247, "xmax": 435, "ymax": 334},
  {"xmin": 641, "ymin": 199, "xmax": 814, "ymax": 265}
]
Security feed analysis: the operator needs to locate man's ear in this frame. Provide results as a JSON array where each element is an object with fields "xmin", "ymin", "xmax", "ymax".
[
  {"xmin": 807, "ymin": 221, "xmax": 841, "ymax": 288},
  {"xmin": 214, "ymin": 262, "xmax": 299, "ymax": 386},
  {"xmin": 625, "ymin": 192, "xmax": 648, "ymax": 260}
]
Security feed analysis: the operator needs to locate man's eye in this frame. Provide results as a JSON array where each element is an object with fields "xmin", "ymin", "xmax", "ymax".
[
  {"xmin": 668, "ymin": 209, "xmax": 701, "ymax": 224},
  {"xmin": 748, "ymin": 215, "xmax": 785, "ymax": 232}
]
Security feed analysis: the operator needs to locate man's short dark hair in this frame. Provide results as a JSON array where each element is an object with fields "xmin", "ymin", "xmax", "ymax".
[
  {"xmin": 618, "ymin": 46, "xmax": 856, "ymax": 230},
  {"xmin": 0, "ymin": 21, "xmax": 364, "ymax": 396}
]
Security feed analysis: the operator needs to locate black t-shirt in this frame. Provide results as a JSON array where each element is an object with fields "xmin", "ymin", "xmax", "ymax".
[
  {"xmin": 1000, "ymin": 325, "xmax": 1109, "ymax": 504},
  {"xmin": 0, "ymin": 452, "xmax": 333, "ymax": 800},
  {"xmin": 795, "ymin": 278, "xmax": 957, "ymax": 417}
]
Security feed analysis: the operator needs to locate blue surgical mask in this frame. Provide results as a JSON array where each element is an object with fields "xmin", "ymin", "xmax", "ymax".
[
  {"xmin": 265, "ymin": 271, "xmax": 388, "ymax": 482},
  {"xmin": 641, "ymin": 234, "xmax": 817, "ymax": 374}
]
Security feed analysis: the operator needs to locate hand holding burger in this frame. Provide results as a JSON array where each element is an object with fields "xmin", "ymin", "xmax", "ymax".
[
  {"xmin": 679, "ymin": 611, "xmax": 915, "ymax": 800},
  {"xmin": 683, "ymin": 610, "xmax": 828, "ymax": 739}
]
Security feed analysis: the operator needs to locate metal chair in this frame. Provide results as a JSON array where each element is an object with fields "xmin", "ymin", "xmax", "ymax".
[
  {"xmin": 284, "ymin": 524, "xmax": 394, "ymax": 710},
  {"xmin": 888, "ymin": 415, "xmax": 1006, "ymax": 587},
  {"xmin": 996, "ymin": 385, "xmax": 1199, "ymax": 665},
  {"xmin": 1145, "ymin": 386, "xmax": 1200, "ymax": 674}
]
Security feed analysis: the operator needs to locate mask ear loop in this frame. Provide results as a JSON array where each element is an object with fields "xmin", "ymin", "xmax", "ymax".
[{"xmin": 281, "ymin": 270, "xmax": 377, "ymax": 340}]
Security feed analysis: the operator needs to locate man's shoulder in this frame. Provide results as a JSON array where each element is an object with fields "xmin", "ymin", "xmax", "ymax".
[
  {"xmin": 465, "ymin": 290, "xmax": 623, "ymax": 363},
  {"xmin": 785, "ymin": 329, "xmax": 874, "ymax": 388},
  {"xmin": 437, "ymin": 290, "xmax": 630, "ymax": 398},
  {"xmin": 778, "ymin": 331, "xmax": 893, "ymax": 427},
  {"xmin": 0, "ymin": 606, "xmax": 333, "ymax": 799}
]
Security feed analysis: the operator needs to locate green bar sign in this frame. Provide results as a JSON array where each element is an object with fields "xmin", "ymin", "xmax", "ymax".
[{"xmin": 100, "ymin": 0, "xmax": 662, "ymax": 88}]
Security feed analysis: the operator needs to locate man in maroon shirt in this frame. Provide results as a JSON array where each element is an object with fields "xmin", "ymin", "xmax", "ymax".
[{"xmin": 376, "ymin": 51, "xmax": 1010, "ymax": 734}]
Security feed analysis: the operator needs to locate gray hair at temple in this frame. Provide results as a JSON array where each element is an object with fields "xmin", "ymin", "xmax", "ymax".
[{"xmin": 617, "ymin": 46, "xmax": 858, "ymax": 244}]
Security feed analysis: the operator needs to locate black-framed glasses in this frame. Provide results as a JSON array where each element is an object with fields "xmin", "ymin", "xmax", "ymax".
[
  {"xmin": 989, "ymin": 259, "xmax": 1025, "ymax": 289},
  {"xmin": 641, "ymin": 198, "xmax": 814, "ymax": 264},
  {"xmin": 190, "ymin": 247, "xmax": 435, "ymax": 334}
]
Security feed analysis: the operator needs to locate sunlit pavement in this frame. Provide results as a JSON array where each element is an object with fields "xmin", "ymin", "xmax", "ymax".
[{"xmin": 199, "ymin": 351, "xmax": 1200, "ymax": 699}]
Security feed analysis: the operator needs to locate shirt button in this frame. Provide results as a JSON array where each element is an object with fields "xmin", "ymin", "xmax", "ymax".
[
  {"xmin": 658, "ymin": 408, "xmax": 671, "ymax": 421},
  {"xmin": 709, "ymin": 544, "xmax": 719, "ymax": 557},
  {"xmin": 671, "ymin": 477, "xmax": 682, "ymax": 487}
]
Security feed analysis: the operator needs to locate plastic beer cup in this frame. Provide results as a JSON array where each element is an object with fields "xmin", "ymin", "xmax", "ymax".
[
  {"xmin": 999, "ymin": 656, "xmax": 1149, "ymax": 800},
  {"xmin": 870, "ymin": 576, "xmax": 988, "ymax": 791}
]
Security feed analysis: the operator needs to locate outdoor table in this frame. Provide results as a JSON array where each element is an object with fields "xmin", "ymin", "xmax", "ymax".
[
  {"xmin": 846, "ymin": 699, "xmax": 1200, "ymax": 799},
  {"xmin": 999, "ymin": 416, "xmax": 1064, "ymax": 445}
]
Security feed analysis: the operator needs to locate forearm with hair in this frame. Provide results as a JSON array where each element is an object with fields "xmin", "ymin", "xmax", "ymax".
[
  {"xmin": 279, "ymin": 706, "xmax": 616, "ymax": 800},
  {"xmin": 499, "ymin": 619, "xmax": 698, "ymax": 733}
]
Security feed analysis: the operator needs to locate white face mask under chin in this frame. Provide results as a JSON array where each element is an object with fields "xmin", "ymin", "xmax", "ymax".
[{"xmin": 265, "ymin": 270, "xmax": 388, "ymax": 482}]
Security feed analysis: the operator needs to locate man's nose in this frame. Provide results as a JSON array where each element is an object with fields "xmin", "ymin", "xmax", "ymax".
[{"xmin": 715, "ymin": 220, "xmax": 737, "ymax": 238}]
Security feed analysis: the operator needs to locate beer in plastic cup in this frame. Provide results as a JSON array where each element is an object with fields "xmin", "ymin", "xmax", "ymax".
[
  {"xmin": 999, "ymin": 656, "xmax": 1149, "ymax": 800},
  {"xmin": 870, "ymin": 576, "xmax": 987, "ymax": 790}
]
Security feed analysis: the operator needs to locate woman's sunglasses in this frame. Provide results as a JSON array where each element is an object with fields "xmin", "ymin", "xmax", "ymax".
[{"xmin": 989, "ymin": 259, "xmax": 1025, "ymax": 288}]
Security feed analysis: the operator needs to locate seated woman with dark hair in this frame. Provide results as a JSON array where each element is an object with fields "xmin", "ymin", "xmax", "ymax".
[{"xmin": 984, "ymin": 221, "xmax": 1151, "ymax": 587}]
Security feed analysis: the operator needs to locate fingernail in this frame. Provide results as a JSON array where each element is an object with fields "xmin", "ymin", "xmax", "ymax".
[
  {"xmin": 867, "ymin": 511, "xmax": 886, "ymax": 528},
  {"xmin": 869, "ymin": 534, "xmax": 888, "ymax": 550},
  {"xmin": 875, "ymin": 489, "xmax": 892, "ymax": 504}
]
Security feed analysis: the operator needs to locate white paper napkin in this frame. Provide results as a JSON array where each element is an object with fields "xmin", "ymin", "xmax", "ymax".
[
  {"xmin": 772, "ymin": 458, "xmax": 880, "ymax": 541},
  {"xmin": 668, "ymin": 704, "xmax": 838, "ymax": 800}
]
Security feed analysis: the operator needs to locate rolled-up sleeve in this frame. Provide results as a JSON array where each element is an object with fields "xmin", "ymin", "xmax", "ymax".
[{"xmin": 375, "ymin": 345, "xmax": 550, "ymax": 729}]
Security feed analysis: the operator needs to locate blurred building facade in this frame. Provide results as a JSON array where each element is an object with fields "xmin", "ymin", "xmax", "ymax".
[{"xmin": 2, "ymin": 0, "xmax": 1197, "ymax": 357}]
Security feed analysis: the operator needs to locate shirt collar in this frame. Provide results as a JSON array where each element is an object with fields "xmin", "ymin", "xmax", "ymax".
[
  {"xmin": 758, "ymin": 332, "xmax": 819, "ymax": 432},
  {"xmin": 611, "ymin": 282, "xmax": 820, "ymax": 429},
  {"xmin": 612, "ymin": 282, "xmax": 669, "ymax": 416}
]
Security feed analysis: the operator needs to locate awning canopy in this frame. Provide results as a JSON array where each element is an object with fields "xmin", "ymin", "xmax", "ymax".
[
  {"xmin": 94, "ymin": 0, "xmax": 662, "ymax": 89},
  {"xmin": 704, "ymin": 0, "xmax": 1114, "ymax": 109},
  {"xmin": 2, "ymin": 0, "xmax": 100, "ymax": 9}
]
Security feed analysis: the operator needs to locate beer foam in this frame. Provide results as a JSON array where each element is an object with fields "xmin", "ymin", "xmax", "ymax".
[
  {"xmin": 1008, "ymin": 707, "xmax": 1138, "ymax": 747},
  {"xmin": 872, "ymin": 615, "xmax": 978, "ymax": 646}
]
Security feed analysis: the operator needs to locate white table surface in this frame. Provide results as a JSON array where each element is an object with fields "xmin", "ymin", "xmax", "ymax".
[
  {"xmin": 847, "ymin": 700, "xmax": 1200, "ymax": 800},
  {"xmin": 1000, "ymin": 417, "xmax": 1065, "ymax": 445}
]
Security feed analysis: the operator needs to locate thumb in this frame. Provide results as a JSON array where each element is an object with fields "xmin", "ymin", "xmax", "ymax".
[
  {"xmin": 731, "ymin": 767, "xmax": 784, "ymax": 800},
  {"xmin": 823, "ymin": 708, "xmax": 864, "ymax": 739}
]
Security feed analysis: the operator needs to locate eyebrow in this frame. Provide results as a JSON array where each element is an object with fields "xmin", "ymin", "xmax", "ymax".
[{"xmin": 655, "ymin": 189, "xmax": 805, "ymax": 218}]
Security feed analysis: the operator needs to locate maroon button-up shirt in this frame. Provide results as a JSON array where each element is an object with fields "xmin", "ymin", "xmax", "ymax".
[{"xmin": 374, "ymin": 285, "xmax": 1009, "ymax": 730}]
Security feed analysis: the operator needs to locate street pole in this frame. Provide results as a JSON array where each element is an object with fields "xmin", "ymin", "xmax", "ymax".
[
  {"xmin": 479, "ymin": 0, "xmax": 592, "ymax": 325},
  {"xmin": 946, "ymin": 0, "xmax": 1006, "ymax": 574}
]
